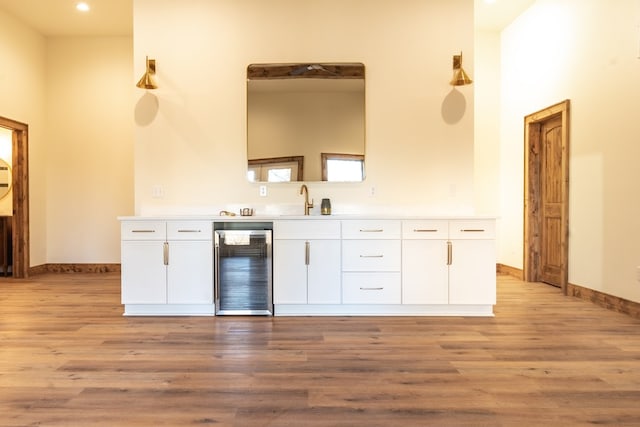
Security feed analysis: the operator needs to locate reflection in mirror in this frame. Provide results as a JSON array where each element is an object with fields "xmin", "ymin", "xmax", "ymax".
[
  {"xmin": 321, "ymin": 153, "xmax": 364, "ymax": 182},
  {"xmin": 247, "ymin": 63, "xmax": 365, "ymax": 182},
  {"xmin": 248, "ymin": 156, "xmax": 304, "ymax": 182},
  {"xmin": 0, "ymin": 159, "xmax": 11, "ymax": 200}
]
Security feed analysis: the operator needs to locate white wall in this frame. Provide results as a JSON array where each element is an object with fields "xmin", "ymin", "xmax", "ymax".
[
  {"xmin": 133, "ymin": 0, "xmax": 475, "ymax": 216},
  {"xmin": 0, "ymin": 8, "xmax": 47, "ymax": 266},
  {"xmin": 45, "ymin": 37, "xmax": 134, "ymax": 263},
  {"xmin": 499, "ymin": 0, "xmax": 640, "ymax": 301},
  {"xmin": 474, "ymin": 30, "xmax": 501, "ymax": 216}
]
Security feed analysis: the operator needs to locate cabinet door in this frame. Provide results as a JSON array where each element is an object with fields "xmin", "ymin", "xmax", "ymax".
[
  {"xmin": 449, "ymin": 239, "xmax": 496, "ymax": 305},
  {"xmin": 402, "ymin": 240, "xmax": 448, "ymax": 304},
  {"xmin": 167, "ymin": 241, "xmax": 213, "ymax": 304},
  {"xmin": 121, "ymin": 241, "xmax": 167, "ymax": 304},
  {"xmin": 307, "ymin": 240, "xmax": 341, "ymax": 304},
  {"xmin": 273, "ymin": 240, "xmax": 307, "ymax": 304}
]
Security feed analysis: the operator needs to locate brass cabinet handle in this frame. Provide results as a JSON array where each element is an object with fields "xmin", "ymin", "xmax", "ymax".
[
  {"xmin": 461, "ymin": 229, "xmax": 485, "ymax": 232},
  {"xmin": 163, "ymin": 242, "xmax": 169, "ymax": 265},
  {"xmin": 360, "ymin": 254, "xmax": 384, "ymax": 258},
  {"xmin": 177, "ymin": 229, "xmax": 201, "ymax": 233},
  {"xmin": 360, "ymin": 287, "xmax": 384, "ymax": 291},
  {"xmin": 305, "ymin": 241, "xmax": 310, "ymax": 265},
  {"xmin": 214, "ymin": 243, "xmax": 220, "ymax": 300},
  {"xmin": 413, "ymin": 229, "xmax": 438, "ymax": 232},
  {"xmin": 131, "ymin": 229, "xmax": 156, "ymax": 233},
  {"xmin": 359, "ymin": 229, "xmax": 383, "ymax": 232},
  {"xmin": 447, "ymin": 241, "xmax": 452, "ymax": 266}
]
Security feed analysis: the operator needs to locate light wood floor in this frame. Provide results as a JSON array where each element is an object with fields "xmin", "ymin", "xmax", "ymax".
[{"xmin": 2, "ymin": 273, "xmax": 640, "ymax": 426}]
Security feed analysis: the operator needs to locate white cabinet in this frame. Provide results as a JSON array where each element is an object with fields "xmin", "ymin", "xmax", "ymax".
[
  {"xmin": 402, "ymin": 220, "xmax": 449, "ymax": 304},
  {"xmin": 166, "ymin": 221, "xmax": 213, "ymax": 304},
  {"xmin": 448, "ymin": 221, "xmax": 496, "ymax": 305},
  {"xmin": 273, "ymin": 220, "xmax": 341, "ymax": 305},
  {"xmin": 121, "ymin": 221, "xmax": 166, "ymax": 304},
  {"xmin": 341, "ymin": 220, "xmax": 401, "ymax": 304},
  {"xmin": 343, "ymin": 272, "xmax": 401, "ymax": 304},
  {"xmin": 121, "ymin": 220, "xmax": 213, "ymax": 315},
  {"xmin": 401, "ymin": 219, "xmax": 496, "ymax": 306},
  {"xmin": 120, "ymin": 215, "xmax": 496, "ymax": 317}
]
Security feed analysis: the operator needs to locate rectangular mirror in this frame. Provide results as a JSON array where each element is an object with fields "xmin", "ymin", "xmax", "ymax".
[{"xmin": 247, "ymin": 63, "xmax": 365, "ymax": 182}]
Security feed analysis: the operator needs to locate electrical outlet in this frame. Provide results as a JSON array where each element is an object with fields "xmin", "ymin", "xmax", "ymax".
[
  {"xmin": 259, "ymin": 185, "xmax": 267, "ymax": 197},
  {"xmin": 152, "ymin": 185, "xmax": 164, "ymax": 198},
  {"xmin": 369, "ymin": 186, "xmax": 376, "ymax": 197}
]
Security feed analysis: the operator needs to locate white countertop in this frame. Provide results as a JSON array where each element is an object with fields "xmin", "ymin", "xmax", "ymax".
[{"xmin": 118, "ymin": 214, "xmax": 497, "ymax": 221}]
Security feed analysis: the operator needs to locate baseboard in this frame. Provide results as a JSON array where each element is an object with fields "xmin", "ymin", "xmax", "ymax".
[
  {"xmin": 25, "ymin": 263, "xmax": 639, "ymax": 319},
  {"xmin": 567, "ymin": 283, "xmax": 640, "ymax": 320},
  {"xmin": 29, "ymin": 263, "xmax": 121, "ymax": 275},
  {"xmin": 496, "ymin": 263, "xmax": 524, "ymax": 280}
]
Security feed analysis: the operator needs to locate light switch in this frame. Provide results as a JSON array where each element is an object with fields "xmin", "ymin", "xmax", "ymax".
[{"xmin": 152, "ymin": 185, "xmax": 164, "ymax": 198}]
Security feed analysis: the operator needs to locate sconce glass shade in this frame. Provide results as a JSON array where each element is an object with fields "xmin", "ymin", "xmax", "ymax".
[
  {"xmin": 136, "ymin": 56, "xmax": 157, "ymax": 89},
  {"xmin": 450, "ymin": 52, "xmax": 473, "ymax": 86}
]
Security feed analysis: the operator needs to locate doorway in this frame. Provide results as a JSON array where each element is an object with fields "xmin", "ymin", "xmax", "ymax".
[
  {"xmin": 523, "ymin": 100, "xmax": 570, "ymax": 294},
  {"xmin": 0, "ymin": 116, "xmax": 29, "ymax": 278}
]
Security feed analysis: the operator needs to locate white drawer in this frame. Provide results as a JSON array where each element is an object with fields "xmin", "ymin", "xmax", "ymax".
[
  {"xmin": 341, "ymin": 220, "xmax": 401, "ymax": 239},
  {"xmin": 342, "ymin": 240, "xmax": 401, "ymax": 271},
  {"xmin": 167, "ymin": 221, "xmax": 212, "ymax": 240},
  {"xmin": 274, "ymin": 220, "xmax": 341, "ymax": 239},
  {"xmin": 121, "ymin": 221, "xmax": 165, "ymax": 240},
  {"xmin": 449, "ymin": 220, "xmax": 496, "ymax": 239},
  {"xmin": 402, "ymin": 220, "xmax": 449, "ymax": 239},
  {"xmin": 342, "ymin": 273, "xmax": 401, "ymax": 304}
]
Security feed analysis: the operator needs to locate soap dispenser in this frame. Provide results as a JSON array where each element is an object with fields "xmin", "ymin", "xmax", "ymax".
[{"xmin": 321, "ymin": 198, "xmax": 331, "ymax": 215}]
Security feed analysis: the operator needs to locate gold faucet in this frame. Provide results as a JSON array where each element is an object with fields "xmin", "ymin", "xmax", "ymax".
[{"xmin": 299, "ymin": 184, "xmax": 314, "ymax": 215}]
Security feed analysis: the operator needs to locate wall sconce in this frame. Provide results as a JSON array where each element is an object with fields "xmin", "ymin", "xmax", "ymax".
[
  {"xmin": 450, "ymin": 51, "xmax": 473, "ymax": 86},
  {"xmin": 136, "ymin": 56, "xmax": 157, "ymax": 89}
]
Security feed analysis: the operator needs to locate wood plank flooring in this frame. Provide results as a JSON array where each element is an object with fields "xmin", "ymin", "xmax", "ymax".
[{"xmin": 2, "ymin": 273, "xmax": 640, "ymax": 426}]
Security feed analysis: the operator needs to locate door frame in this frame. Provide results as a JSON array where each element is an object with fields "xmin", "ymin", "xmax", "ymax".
[
  {"xmin": 523, "ymin": 100, "xmax": 570, "ymax": 294},
  {"xmin": 0, "ymin": 116, "xmax": 29, "ymax": 278}
]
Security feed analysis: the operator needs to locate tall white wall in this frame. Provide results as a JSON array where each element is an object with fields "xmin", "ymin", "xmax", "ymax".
[
  {"xmin": 474, "ymin": 30, "xmax": 501, "ymax": 217},
  {"xmin": 45, "ymin": 37, "xmax": 134, "ymax": 263},
  {"xmin": 133, "ymin": 0, "xmax": 475, "ymax": 216},
  {"xmin": 499, "ymin": 0, "xmax": 640, "ymax": 301},
  {"xmin": 0, "ymin": 8, "xmax": 47, "ymax": 266}
]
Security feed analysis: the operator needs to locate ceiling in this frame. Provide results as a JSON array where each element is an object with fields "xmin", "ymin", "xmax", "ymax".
[
  {"xmin": 0, "ymin": 0, "xmax": 534, "ymax": 37},
  {"xmin": 475, "ymin": 0, "xmax": 537, "ymax": 31},
  {"xmin": 0, "ymin": 0, "xmax": 132, "ymax": 37}
]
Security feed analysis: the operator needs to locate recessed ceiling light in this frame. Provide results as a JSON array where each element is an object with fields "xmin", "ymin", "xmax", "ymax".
[{"xmin": 76, "ymin": 2, "xmax": 90, "ymax": 12}]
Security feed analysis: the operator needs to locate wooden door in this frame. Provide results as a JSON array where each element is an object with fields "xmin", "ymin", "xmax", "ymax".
[
  {"xmin": 0, "ymin": 116, "xmax": 29, "ymax": 278},
  {"xmin": 539, "ymin": 115, "xmax": 564, "ymax": 286},
  {"xmin": 524, "ymin": 100, "xmax": 570, "ymax": 293}
]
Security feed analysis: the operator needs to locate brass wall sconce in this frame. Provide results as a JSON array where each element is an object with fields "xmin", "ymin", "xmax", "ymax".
[
  {"xmin": 450, "ymin": 51, "xmax": 473, "ymax": 86},
  {"xmin": 136, "ymin": 56, "xmax": 157, "ymax": 89}
]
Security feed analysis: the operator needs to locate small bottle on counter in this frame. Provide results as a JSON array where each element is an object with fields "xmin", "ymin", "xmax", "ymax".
[{"xmin": 321, "ymin": 198, "xmax": 331, "ymax": 215}]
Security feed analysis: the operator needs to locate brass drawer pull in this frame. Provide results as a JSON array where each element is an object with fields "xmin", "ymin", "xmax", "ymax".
[
  {"xmin": 163, "ymin": 242, "xmax": 169, "ymax": 265},
  {"xmin": 413, "ymin": 229, "xmax": 438, "ymax": 232},
  {"xmin": 131, "ymin": 230, "xmax": 156, "ymax": 233},
  {"xmin": 177, "ymin": 229, "xmax": 201, "ymax": 233},
  {"xmin": 359, "ymin": 229, "xmax": 383, "ymax": 232},
  {"xmin": 360, "ymin": 255, "xmax": 384, "ymax": 258},
  {"xmin": 461, "ymin": 229, "xmax": 485, "ymax": 232},
  {"xmin": 360, "ymin": 287, "xmax": 383, "ymax": 291},
  {"xmin": 305, "ymin": 241, "xmax": 310, "ymax": 265}
]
